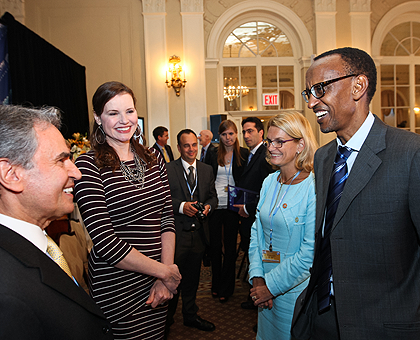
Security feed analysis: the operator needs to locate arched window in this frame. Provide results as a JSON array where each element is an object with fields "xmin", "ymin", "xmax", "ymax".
[
  {"xmin": 221, "ymin": 21, "xmax": 297, "ymax": 112},
  {"xmin": 378, "ymin": 21, "xmax": 420, "ymax": 133}
]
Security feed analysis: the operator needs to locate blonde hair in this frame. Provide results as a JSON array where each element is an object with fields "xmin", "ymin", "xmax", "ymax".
[{"xmin": 266, "ymin": 111, "xmax": 318, "ymax": 172}]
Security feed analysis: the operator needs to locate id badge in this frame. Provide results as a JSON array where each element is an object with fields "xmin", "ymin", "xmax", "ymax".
[
  {"xmin": 262, "ymin": 250, "xmax": 280, "ymax": 263},
  {"xmin": 224, "ymin": 186, "xmax": 228, "ymax": 192}
]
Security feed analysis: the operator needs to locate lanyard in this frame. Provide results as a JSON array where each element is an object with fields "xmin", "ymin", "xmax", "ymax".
[
  {"xmin": 224, "ymin": 153, "xmax": 233, "ymax": 186},
  {"xmin": 183, "ymin": 167, "xmax": 198, "ymax": 201}
]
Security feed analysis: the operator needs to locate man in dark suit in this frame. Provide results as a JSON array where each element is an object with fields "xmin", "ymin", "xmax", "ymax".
[
  {"xmin": 0, "ymin": 105, "xmax": 113, "ymax": 339},
  {"xmin": 152, "ymin": 126, "xmax": 174, "ymax": 163},
  {"xmin": 233, "ymin": 117, "xmax": 273, "ymax": 311},
  {"xmin": 292, "ymin": 47, "xmax": 420, "ymax": 339},
  {"xmin": 198, "ymin": 129, "xmax": 216, "ymax": 164},
  {"xmin": 166, "ymin": 129, "xmax": 218, "ymax": 333}
]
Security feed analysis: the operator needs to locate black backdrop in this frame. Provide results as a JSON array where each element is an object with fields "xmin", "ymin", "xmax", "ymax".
[{"xmin": 0, "ymin": 12, "xmax": 89, "ymax": 139}]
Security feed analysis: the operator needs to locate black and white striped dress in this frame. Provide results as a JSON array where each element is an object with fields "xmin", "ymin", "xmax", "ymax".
[{"xmin": 74, "ymin": 149, "xmax": 175, "ymax": 340}]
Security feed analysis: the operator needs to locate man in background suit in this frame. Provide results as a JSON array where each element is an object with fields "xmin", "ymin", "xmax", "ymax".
[
  {"xmin": 166, "ymin": 129, "xmax": 218, "ymax": 334},
  {"xmin": 198, "ymin": 129, "xmax": 215, "ymax": 163},
  {"xmin": 234, "ymin": 117, "xmax": 273, "ymax": 310},
  {"xmin": 152, "ymin": 126, "xmax": 174, "ymax": 163},
  {"xmin": 0, "ymin": 105, "xmax": 113, "ymax": 339},
  {"xmin": 292, "ymin": 47, "xmax": 420, "ymax": 339}
]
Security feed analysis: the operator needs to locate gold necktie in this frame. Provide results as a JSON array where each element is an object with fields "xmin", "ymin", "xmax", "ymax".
[
  {"xmin": 162, "ymin": 147, "xmax": 170, "ymax": 162},
  {"xmin": 46, "ymin": 234, "xmax": 73, "ymax": 278}
]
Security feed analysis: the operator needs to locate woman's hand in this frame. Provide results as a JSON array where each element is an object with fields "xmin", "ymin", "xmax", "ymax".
[
  {"xmin": 251, "ymin": 277, "xmax": 274, "ymax": 310},
  {"xmin": 161, "ymin": 264, "xmax": 181, "ymax": 294},
  {"xmin": 146, "ymin": 279, "xmax": 173, "ymax": 308}
]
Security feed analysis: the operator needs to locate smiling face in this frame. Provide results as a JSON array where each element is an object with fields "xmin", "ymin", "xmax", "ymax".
[
  {"xmin": 178, "ymin": 132, "xmax": 198, "ymax": 164},
  {"xmin": 266, "ymin": 126, "xmax": 301, "ymax": 172},
  {"xmin": 219, "ymin": 128, "xmax": 237, "ymax": 148},
  {"xmin": 305, "ymin": 54, "xmax": 358, "ymax": 143},
  {"xmin": 94, "ymin": 92, "xmax": 137, "ymax": 149},
  {"xmin": 22, "ymin": 124, "xmax": 82, "ymax": 227}
]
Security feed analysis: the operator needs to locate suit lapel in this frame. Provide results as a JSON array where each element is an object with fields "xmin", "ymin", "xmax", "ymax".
[
  {"xmin": 174, "ymin": 159, "xmax": 191, "ymax": 200},
  {"xmin": 331, "ymin": 117, "xmax": 386, "ymax": 233},
  {"xmin": 241, "ymin": 144, "xmax": 263, "ymax": 177},
  {"xmin": 0, "ymin": 225, "xmax": 105, "ymax": 318}
]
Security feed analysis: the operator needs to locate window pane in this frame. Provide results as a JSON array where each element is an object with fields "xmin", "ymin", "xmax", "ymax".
[
  {"xmin": 397, "ymin": 108, "xmax": 410, "ymax": 128},
  {"xmin": 223, "ymin": 67, "xmax": 239, "ymax": 86},
  {"xmin": 381, "ymin": 33, "xmax": 398, "ymax": 56},
  {"xmin": 224, "ymin": 97, "xmax": 239, "ymax": 111},
  {"xmin": 383, "ymin": 108, "xmax": 396, "ymax": 127},
  {"xmin": 280, "ymin": 90, "xmax": 295, "ymax": 109},
  {"xmin": 260, "ymin": 43, "xmax": 277, "ymax": 57},
  {"xmin": 223, "ymin": 35, "xmax": 242, "ymax": 58},
  {"xmin": 241, "ymin": 66, "xmax": 256, "ymax": 87},
  {"xmin": 396, "ymin": 86, "xmax": 409, "ymax": 106},
  {"xmin": 279, "ymin": 66, "xmax": 294, "ymax": 86},
  {"xmin": 396, "ymin": 40, "xmax": 411, "ymax": 56},
  {"xmin": 262, "ymin": 66, "xmax": 277, "ymax": 87},
  {"xmin": 381, "ymin": 65, "xmax": 394, "ymax": 85},
  {"xmin": 381, "ymin": 88, "xmax": 394, "ymax": 107},
  {"xmin": 241, "ymin": 42, "xmax": 257, "ymax": 57},
  {"xmin": 416, "ymin": 65, "xmax": 420, "ymax": 85},
  {"xmin": 396, "ymin": 65, "xmax": 409, "ymax": 85},
  {"xmin": 240, "ymin": 89, "xmax": 257, "ymax": 111},
  {"xmin": 390, "ymin": 22, "xmax": 411, "ymax": 43},
  {"xmin": 416, "ymin": 86, "xmax": 420, "ymax": 107}
]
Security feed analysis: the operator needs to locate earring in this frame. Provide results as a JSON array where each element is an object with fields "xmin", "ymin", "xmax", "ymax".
[{"xmin": 95, "ymin": 125, "xmax": 106, "ymax": 145}]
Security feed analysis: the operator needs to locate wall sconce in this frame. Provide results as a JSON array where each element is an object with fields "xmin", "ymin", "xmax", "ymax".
[{"xmin": 165, "ymin": 55, "xmax": 187, "ymax": 96}]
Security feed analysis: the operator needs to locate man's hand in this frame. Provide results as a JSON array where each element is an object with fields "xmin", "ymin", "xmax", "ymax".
[
  {"xmin": 203, "ymin": 204, "xmax": 210, "ymax": 216},
  {"xmin": 183, "ymin": 201, "xmax": 198, "ymax": 217},
  {"xmin": 233, "ymin": 204, "xmax": 249, "ymax": 218}
]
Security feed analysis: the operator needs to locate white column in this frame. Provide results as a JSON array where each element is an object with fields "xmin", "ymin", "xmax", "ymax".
[
  {"xmin": 349, "ymin": 0, "xmax": 372, "ymax": 54},
  {"xmin": 314, "ymin": 0, "xmax": 337, "ymax": 55},
  {"xmin": 180, "ymin": 0, "xmax": 207, "ymax": 134},
  {"xmin": 142, "ymin": 0, "xmax": 169, "ymax": 145}
]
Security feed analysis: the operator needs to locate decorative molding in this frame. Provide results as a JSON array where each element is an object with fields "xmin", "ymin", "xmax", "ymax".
[
  {"xmin": 180, "ymin": 0, "xmax": 203, "ymax": 13},
  {"xmin": 314, "ymin": 0, "xmax": 336, "ymax": 12},
  {"xmin": 205, "ymin": 58, "xmax": 219, "ymax": 68},
  {"xmin": 0, "ymin": 0, "xmax": 24, "ymax": 23},
  {"xmin": 350, "ymin": 0, "xmax": 371, "ymax": 12},
  {"xmin": 142, "ymin": 0, "xmax": 165, "ymax": 13}
]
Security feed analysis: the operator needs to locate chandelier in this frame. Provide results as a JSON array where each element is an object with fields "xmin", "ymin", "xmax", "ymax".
[{"xmin": 223, "ymin": 78, "xmax": 249, "ymax": 101}]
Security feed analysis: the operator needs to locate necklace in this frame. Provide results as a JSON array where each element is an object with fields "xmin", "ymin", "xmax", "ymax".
[
  {"xmin": 279, "ymin": 171, "xmax": 299, "ymax": 185},
  {"xmin": 270, "ymin": 171, "xmax": 299, "ymax": 216},
  {"xmin": 120, "ymin": 148, "xmax": 146, "ymax": 189}
]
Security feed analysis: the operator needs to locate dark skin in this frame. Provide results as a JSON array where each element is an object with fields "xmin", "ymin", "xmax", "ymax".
[{"xmin": 305, "ymin": 54, "xmax": 370, "ymax": 144}]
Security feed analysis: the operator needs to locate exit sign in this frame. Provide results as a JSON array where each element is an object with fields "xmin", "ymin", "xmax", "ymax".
[{"xmin": 263, "ymin": 93, "xmax": 279, "ymax": 106}]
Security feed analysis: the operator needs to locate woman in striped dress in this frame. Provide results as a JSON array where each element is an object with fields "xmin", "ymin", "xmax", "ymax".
[{"xmin": 74, "ymin": 81, "xmax": 181, "ymax": 339}]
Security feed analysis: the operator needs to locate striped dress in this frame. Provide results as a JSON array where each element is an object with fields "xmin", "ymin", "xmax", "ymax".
[{"xmin": 74, "ymin": 149, "xmax": 175, "ymax": 340}]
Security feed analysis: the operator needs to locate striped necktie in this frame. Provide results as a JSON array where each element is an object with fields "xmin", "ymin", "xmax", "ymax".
[
  {"xmin": 317, "ymin": 146, "xmax": 352, "ymax": 313},
  {"xmin": 46, "ymin": 234, "xmax": 73, "ymax": 278}
]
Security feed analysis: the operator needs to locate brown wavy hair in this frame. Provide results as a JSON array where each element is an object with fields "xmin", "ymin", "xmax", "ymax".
[
  {"xmin": 90, "ymin": 81, "xmax": 156, "ymax": 170},
  {"xmin": 217, "ymin": 120, "xmax": 243, "ymax": 167}
]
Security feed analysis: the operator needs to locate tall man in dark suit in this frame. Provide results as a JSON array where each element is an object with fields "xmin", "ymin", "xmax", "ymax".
[
  {"xmin": 292, "ymin": 47, "xmax": 420, "ymax": 340},
  {"xmin": 0, "ymin": 105, "xmax": 113, "ymax": 339},
  {"xmin": 198, "ymin": 129, "xmax": 215, "ymax": 163},
  {"xmin": 166, "ymin": 129, "xmax": 218, "ymax": 333},
  {"xmin": 152, "ymin": 126, "xmax": 174, "ymax": 163},
  {"xmin": 233, "ymin": 117, "xmax": 274, "ymax": 310}
]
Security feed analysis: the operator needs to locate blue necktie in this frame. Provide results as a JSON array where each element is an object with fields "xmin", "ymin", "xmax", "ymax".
[
  {"xmin": 317, "ymin": 146, "xmax": 353, "ymax": 313},
  {"xmin": 247, "ymin": 152, "xmax": 253, "ymax": 165}
]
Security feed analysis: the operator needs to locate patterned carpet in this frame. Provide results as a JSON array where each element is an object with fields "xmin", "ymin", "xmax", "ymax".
[{"xmin": 167, "ymin": 250, "xmax": 258, "ymax": 340}]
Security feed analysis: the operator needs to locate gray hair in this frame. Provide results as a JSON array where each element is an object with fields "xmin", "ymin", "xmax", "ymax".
[{"xmin": 0, "ymin": 105, "xmax": 61, "ymax": 169}]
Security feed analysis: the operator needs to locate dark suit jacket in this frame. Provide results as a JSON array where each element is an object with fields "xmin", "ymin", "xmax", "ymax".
[
  {"xmin": 208, "ymin": 146, "xmax": 249, "ymax": 185},
  {"xmin": 0, "ymin": 224, "xmax": 113, "ymax": 340},
  {"xmin": 201, "ymin": 143, "xmax": 216, "ymax": 164},
  {"xmin": 152, "ymin": 143, "xmax": 174, "ymax": 163},
  {"xmin": 165, "ymin": 159, "xmax": 217, "ymax": 244},
  {"xmin": 292, "ymin": 116, "xmax": 420, "ymax": 339},
  {"xmin": 236, "ymin": 143, "xmax": 274, "ymax": 218}
]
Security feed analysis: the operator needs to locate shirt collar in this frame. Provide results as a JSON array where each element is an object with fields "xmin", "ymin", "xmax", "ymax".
[
  {"xmin": 181, "ymin": 158, "xmax": 197, "ymax": 172},
  {"xmin": 0, "ymin": 213, "xmax": 47, "ymax": 252},
  {"xmin": 337, "ymin": 112, "xmax": 375, "ymax": 151},
  {"xmin": 250, "ymin": 141, "xmax": 263, "ymax": 154}
]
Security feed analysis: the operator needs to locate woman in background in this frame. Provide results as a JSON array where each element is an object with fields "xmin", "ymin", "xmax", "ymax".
[
  {"xmin": 208, "ymin": 120, "xmax": 248, "ymax": 303},
  {"xmin": 248, "ymin": 112, "xmax": 317, "ymax": 339},
  {"xmin": 74, "ymin": 81, "xmax": 181, "ymax": 339}
]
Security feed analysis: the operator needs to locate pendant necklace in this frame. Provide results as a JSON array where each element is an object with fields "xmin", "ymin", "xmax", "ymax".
[{"xmin": 120, "ymin": 147, "xmax": 146, "ymax": 189}]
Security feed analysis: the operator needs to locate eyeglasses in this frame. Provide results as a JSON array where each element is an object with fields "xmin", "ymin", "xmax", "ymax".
[
  {"xmin": 263, "ymin": 138, "xmax": 296, "ymax": 149},
  {"xmin": 301, "ymin": 74, "xmax": 356, "ymax": 103}
]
